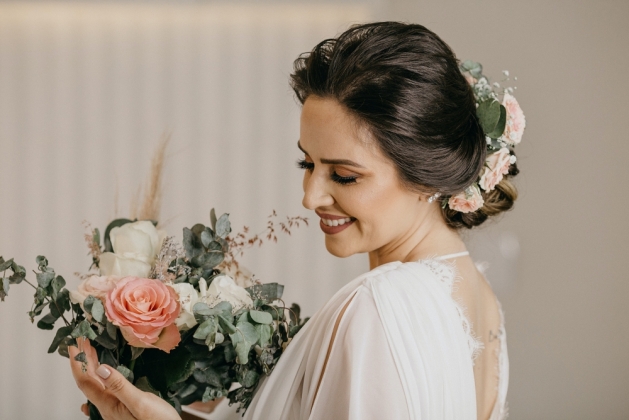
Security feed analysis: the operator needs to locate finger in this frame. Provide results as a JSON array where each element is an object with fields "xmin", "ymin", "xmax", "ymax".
[
  {"xmin": 95, "ymin": 364, "xmax": 153, "ymax": 418},
  {"xmin": 69, "ymin": 343, "xmax": 135, "ymax": 420}
]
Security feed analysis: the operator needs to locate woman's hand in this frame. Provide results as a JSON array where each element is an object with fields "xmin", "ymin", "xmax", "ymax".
[{"xmin": 69, "ymin": 338, "xmax": 180, "ymax": 420}]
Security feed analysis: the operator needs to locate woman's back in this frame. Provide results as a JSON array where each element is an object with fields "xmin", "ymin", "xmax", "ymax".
[{"xmin": 452, "ymin": 255, "xmax": 509, "ymax": 420}]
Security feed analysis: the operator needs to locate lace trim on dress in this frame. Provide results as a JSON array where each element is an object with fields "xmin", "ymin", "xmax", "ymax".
[{"xmin": 418, "ymin": 258, "xmax": 484, "ymax": 362}]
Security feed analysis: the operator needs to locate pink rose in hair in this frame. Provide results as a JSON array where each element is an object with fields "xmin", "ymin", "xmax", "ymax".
[
  {"xmin": 448, "ymin": 185, "xmax": 484, "ymax": 213},
  {"xmin": 502, "ymin": 93, "xmax": 525, "ymax": 145},
  {"xmin": 464, "ymin": 73, "xmax": 477, "ymax": 85},
  {"xmin": 479, "ymin": 148, "xmax": 514, "ymax": 192},
  {"xmin": 105, "ymin": 276, "xmax": 181, "ymax": 352}
]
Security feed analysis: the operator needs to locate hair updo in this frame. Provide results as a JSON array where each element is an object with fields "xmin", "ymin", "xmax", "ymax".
[{"xmin": 290, "ymin": 22, "xmax": 518, "ymax": 229}]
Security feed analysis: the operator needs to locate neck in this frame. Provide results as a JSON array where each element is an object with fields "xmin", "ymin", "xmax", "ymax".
[{"xmin": 368, "ymin": 207, "xmax": 466, "ymax": 270}]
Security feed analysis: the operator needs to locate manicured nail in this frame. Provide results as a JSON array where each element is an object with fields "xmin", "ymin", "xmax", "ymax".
[{"xmin": 96, "ymin": 365, "xmax": 111, "ymax": 379}]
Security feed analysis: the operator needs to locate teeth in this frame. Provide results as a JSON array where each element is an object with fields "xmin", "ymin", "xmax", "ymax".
[{"xmin": 322, "ymin": 217, "xmax": 353, "ymax": 227}]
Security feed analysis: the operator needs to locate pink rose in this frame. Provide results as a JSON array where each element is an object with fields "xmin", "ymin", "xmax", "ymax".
[
  {"xmin": 105, "ymin": 276, "xmax": 181, "ymax": 352},
  {"xmin": 479, "ymin": 148, "xmax": 513, "ymax": 192},
  {"xmin": 502, "ymin": 93, "xmax": 525, "ymax": 145},
  {"xmin": 448, "ymin": 185, "xmax": 484, "ymax": 213},
  {"xmin": 70, "ymin": 275, "xmax": 121, "ymax": 307},
  {"xmin": 464, "ymin": 73, "xmax": 477, "ymax": 85}
]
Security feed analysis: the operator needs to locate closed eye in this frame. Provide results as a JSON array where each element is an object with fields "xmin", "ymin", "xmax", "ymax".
[
  {"xmin": 331, "ymin": 172, "xmax": 357, "ymax": 185},
  {"xmin": 296, "ymin": 159, "xmax": 314, "ymax": 171}
]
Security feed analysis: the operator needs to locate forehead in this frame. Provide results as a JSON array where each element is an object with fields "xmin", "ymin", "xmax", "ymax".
[{"xmin": 299, "ymin": 96, "xmax": 381, "ymax": 161}]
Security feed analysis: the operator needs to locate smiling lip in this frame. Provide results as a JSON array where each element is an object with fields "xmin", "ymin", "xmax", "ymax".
[{"xmin": 316, "ymin": 211, "xmax": 356, "ymax": 235}]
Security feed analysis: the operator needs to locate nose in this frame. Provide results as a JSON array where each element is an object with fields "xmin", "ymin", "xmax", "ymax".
[{"xmin": 302, "ymin": 171, "xmax": 335, "ymax": 210}]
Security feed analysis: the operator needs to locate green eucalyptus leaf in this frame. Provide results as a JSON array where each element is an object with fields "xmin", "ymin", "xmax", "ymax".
[
  {"xmin": 0, "ymin": 258, "xmax": 13, "ymax": 272},
  {"xmin": 476, "ymin": 99, "xmax": 501, "ymax": 135},
  {"xmin": 90, "ymin": 299, "xmax": 105, "ymax": 323},
  {"xmin": 106, "ymin": 320, "xmax": 118, "ymax": 340},
  {"xmin": 94, "ymin": 328, "xmax": 118, "ymax": 350},
  {"xmin": 234, "ymin": 341, "xmax": 251, "ymax": 364},
  {"xmin": 183, "ymin": 227, "xmax": 202, "ymax": 259},
  {"xmin": 51, "ymin": 276, "xmax": 66, "ymax": 299},
  {"xmin": 71, "ymin": 320, "xmax": 97, "ymax": 340},
  {"xmin": 237, "ymin": 321, "xmax": 260, "ymax": 344},
  {"xmin": 36, "ymin": 271, "xmax": 55, "ymax": 288},
  {"xmin": 9, "ymin": 262, "xmax": 26, "ymax": 284},
  {"xmin": 202, "ymin": 386, "xmax": 226, "ymax": 403},
  {"xmin": 35, "ymin": 255, "xmax": 48, "ymax": 268},
  {"xmin": 191, "ymin": 252, "xmax": 223, "ymax": 270},
  {"xmin": 240, "ymin": 370, "xmax": 260, "ymax": 388},
  {"xmin": 57, "ymin": 337, "xmax": 72, "ymax": 358},
  {"xmin": 83, "ymin": 295, "xmax": 97, "ymax": 313},
  {"xmin": 246, "ymin": 283, "xmax": 284, "ymax": 303},
  {"xmin": 1, "ymin": 277, "xmax": 9, "ymax": 299},
  {"xmin": 37, "ymin": 312, "xmax": 58, "ymax": 330},
  {"xmin": 215, "ymin": 214, "xmax": 231, "ymax": 239},
  {"xmin": 209, "ymin": 209, "xmax": 218, "ymax": 231},
  {"xmin": 130, "ymin": 346, "xmax": 144, "ymax": 360},
  {"xmin": 116, "ymin": 365, "xmax": 134, "ymax": 383},
  {"xmin": 460, "ymin": 60, "xmax": 483, "ymax": 78},
  {"xmin": 218, "ymin": 315, "xmax": 237, "ymax": 335},
  {"xmin": 56, "ymin": 289, "xmax": 71, "ymax": 312},
  {"xmin": 256, "ymin": 324, "xmax": 273, "ymax": 347},
  {"xmin": 201, "ymin": 228, "xmax": 214, "ymax": 248},
  {"xmin": 486, "ymin": 104, "xmax": 507, "ymax": 138},
  {"xmin": 194, "ymin": 317, "xmax": 218, "ymax": 341},
  {"xmin": 212, "ymin": 301, "xmax": 233, "ymax": 318},
  {"xmin": 250, "ymin": 310, "xmax": 273, "ymax": 325},
  {"xmin": 93, "ymin": 228, "xmax": 101, "ymax": 246},
  {"xmin": 135, "ymin": 377, "xmax": 161, "ymax": 397}
]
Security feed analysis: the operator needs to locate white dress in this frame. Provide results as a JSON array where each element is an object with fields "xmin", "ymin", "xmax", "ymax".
[{"xmin": 201, "ymin": 254, "xmax": 509, "ymax": 420}]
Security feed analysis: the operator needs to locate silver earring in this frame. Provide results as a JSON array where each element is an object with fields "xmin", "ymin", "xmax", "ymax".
[{"xmin": 427, "ymin": 192, "xmax": 441, "ymax": 203}]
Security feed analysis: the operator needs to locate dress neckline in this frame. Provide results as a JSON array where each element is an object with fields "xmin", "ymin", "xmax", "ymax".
[{"xmin": 433, "ymin": 251, "xmax": 470, "ymax": 261}]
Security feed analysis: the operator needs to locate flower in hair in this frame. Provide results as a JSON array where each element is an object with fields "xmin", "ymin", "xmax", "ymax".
[
  {"xmin": 479, "ymin": 148, "xmax": 514, "ymax": 192},
  {"xmin": 448, "ymin": 184, "xmax": 484, "ymax": 213},
  {"xmin": 501, "ymin": 93, "xmax": 526, "ymax": 145}
]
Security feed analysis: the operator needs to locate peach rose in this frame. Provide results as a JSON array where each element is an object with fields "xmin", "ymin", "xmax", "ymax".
[
  {"xmin": 479, "ymin": 148, "xmax": 514, "ymax": 192},
  {"xmin": 105, "ymin": 276, "xmax": 181, "ymax": 352},
  {"xmin": 448, "ymin": 185, "xmax": 484, "ymax": 213},
  {"xmin": 70, "ymin": 275, "xmax": 121, "ymax": 307},
  {"xmin": 502, "ymin": 93, "xmax": 526, "ymax": 145},
  {"xmin": 464, "ymin": 73, "xmax": 477, "ymax": 85}
]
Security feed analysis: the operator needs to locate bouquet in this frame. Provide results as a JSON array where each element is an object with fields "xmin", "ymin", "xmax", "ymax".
[{"xmin": 0, "ymin": 209, "xmax": 308, "ymax": 419}]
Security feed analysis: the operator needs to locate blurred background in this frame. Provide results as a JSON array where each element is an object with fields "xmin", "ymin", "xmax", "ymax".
[{"xmin": 0, "ymin": 1, "xmax": 627, "ymax": 419}]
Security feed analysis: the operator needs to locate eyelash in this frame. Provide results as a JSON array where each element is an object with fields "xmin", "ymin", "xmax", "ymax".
[{"xmin": 296, "ymin": 159, "xmax": 358, "ymax": 185}]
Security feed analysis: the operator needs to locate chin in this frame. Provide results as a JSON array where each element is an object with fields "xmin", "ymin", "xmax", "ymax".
[{"xmin": 324, "ymin": 236, "xmax": 358, "ymax": 258}]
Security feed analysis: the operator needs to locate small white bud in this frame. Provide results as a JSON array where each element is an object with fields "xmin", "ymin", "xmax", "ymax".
[
  {"xmin": 509, "ymin": 155, "xmax": 517, "ymax": 164},
  {"xmin": 502, "ymin": 70, "xmax": 510, "ymax": 76}
]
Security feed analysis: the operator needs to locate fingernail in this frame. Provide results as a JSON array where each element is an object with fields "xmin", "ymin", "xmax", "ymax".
[{"xmin": 96, "ymin": 365, "xmax": 111, "ymax": 379}]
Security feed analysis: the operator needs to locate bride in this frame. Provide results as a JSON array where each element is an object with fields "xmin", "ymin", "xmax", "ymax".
[{"xmin": 70, "ymin": 22, "xmax": 518, "ymax": 420}]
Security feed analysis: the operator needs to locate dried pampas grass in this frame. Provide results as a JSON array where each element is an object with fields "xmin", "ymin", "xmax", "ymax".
[{"xmin": 130, "ymin": 133, "xmax": 170, "ymax": 224}]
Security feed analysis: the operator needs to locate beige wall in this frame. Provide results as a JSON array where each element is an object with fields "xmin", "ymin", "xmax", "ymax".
[{"xmin": 381, "ymin": 1, "xmax": 629, "ymax": 418}]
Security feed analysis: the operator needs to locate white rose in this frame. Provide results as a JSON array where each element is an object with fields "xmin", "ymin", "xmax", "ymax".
[
  {"xmin": 99, "ymin": 221, "xmax": 166, "ymax": 278},
  {"xmin": 218, "ymin": 262, "xmax": 255, "ymax": 288},
  {"xmin": 69, "ymin": 275, "xmax": 121, "ymax": 307},
  {"xmin": 172, "ymin": 282, "xmax": 199, "ymax": 331},
  {"xmin": 199, "ymin": 275, "xmax": 253, "ymax": 313}
]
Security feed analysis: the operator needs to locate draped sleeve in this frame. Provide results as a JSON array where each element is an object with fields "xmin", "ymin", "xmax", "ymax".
[
  {"xmin": 240, "ymin": 260, "xmax": 478, "ymax": 420},
  {"xmin": 309, "ymin": 285, "xmax": 410, "ymax": 420}
]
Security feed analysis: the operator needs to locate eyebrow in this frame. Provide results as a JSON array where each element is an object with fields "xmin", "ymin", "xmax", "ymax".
[{"xmin": 297, "ymin": 141, "xmax": 366, "ymax": 168}]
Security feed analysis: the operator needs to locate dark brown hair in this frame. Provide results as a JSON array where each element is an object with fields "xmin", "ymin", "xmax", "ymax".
[{"xmin": 290, "ymin": 22, "xmax": 518, "ymax": 229}]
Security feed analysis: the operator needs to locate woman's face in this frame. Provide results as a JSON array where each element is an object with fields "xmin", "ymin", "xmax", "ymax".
[{"xmin": 298, "ymin": 96, "xmax": 430, "ymax": 258}]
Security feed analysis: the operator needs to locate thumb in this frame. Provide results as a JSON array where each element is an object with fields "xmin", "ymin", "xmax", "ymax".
[{"xmin": 95, "ymin": 365, "xmax": 145, "ymax": 413}]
